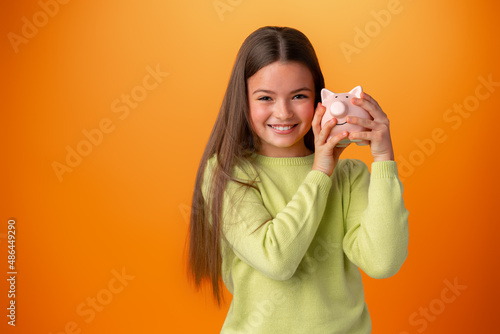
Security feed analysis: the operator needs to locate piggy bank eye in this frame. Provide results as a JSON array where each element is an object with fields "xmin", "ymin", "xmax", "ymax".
[
  {"xmin": 346, "ymin": 95, "xmax": 349, "ymax": 98},
  {"xmin": 335, "ymin": 96, "xmax": 338, "ymax": 98}
]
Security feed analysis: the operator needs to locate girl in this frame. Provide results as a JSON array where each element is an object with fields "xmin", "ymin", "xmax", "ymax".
[{"xmin": 188, "ymin": 26, "xmax": 409, "ymax": 333}]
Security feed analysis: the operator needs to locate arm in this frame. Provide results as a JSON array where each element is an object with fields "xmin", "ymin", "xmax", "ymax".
[
  {"xmin": 201, "ymin": 103, "xmax": 351, "ymax": 281},
  {"xmin": 342, "ymin": 91, "xmax": 408, "ymax": 277},
  {"xmin": 203, "ymin": 158, "xmax": 332, "ymax": 281},
  {"xmin": 342, "ymin": 159, "xmax": 409, "ymax": 278}
]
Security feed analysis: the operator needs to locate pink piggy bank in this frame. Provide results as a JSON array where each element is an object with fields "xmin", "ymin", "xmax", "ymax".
[{"xmin": 321, "ymin": 86, "xmax": 371, "ymax": 147}]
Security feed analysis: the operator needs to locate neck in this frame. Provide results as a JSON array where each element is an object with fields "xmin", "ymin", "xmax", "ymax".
[{"xmin": 257, "ymin": 143, "xmax": 313, "ymax": 158}]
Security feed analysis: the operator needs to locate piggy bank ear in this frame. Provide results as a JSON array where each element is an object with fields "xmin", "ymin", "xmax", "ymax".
[
  {"xmin": 349, "ymin": 86, "xmax": 363, "ymax": 98},
  {"xmin": 321, "ymin": 88, "xmax": 335, "ymax": 101}
]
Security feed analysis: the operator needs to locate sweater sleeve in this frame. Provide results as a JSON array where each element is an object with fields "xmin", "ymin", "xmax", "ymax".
[
  {"xmin": 202, "ymin": 158, "xmax": 332, "ymax": 281},
  {"xmin": 342, "ymin": 159, "xmax": 409, "ymax": 279}
]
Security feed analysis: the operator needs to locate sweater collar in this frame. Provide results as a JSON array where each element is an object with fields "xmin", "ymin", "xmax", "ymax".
[{"xmin": 250, "ymin": 153, "xmax": 315, "ymax": 166}]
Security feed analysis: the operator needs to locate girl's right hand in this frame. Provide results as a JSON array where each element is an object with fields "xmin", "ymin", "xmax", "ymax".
[{"xmin": 311, "ymin": 102, "xmax": 349, "ymax": 177}]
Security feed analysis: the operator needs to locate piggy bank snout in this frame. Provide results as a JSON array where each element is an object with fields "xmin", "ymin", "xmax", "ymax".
[{"xmin": 330, "ymin": 101, "xmax": 348, "ymax": 118}]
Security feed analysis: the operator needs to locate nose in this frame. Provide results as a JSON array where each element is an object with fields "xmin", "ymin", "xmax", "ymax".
[
  {"xmin": 330, "ymin": 101, "xmax": 348, "ymax": 118},
  {"xmin": 274, "ymin": 100, "xmax": 293, "ymax": 120}
]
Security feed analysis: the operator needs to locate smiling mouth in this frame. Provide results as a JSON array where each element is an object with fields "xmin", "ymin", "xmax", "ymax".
[
  {"xmin": 268, "ymin": 124, "xmax": 298, "ymax": 131},
  {"xmin": 336, "ymin": 122, "xmax": 347, "ymax": 125}
]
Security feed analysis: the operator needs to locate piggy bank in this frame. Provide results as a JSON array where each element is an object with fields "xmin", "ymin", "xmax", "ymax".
[{"xmin": 320, "ymin": 86, "xmax": 371, "ymax": 147}]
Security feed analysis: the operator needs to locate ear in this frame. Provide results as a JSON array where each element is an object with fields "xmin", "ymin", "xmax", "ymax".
[
  {"xmin": 349, "ymin": 86, "xmax": 363, "ymax": 98},
  {"xmin": 321, "ymin": 88, "xmax": 335, "ymax": 101}
]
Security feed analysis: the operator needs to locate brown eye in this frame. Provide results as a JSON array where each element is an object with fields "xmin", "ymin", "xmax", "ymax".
[
  {"xmin": 335, "ymin": 96, "xmax": 338, "ymax": 98},
  {"xmin": 346, "ymin": 95, "xmax": 348, "ymax": 98}
]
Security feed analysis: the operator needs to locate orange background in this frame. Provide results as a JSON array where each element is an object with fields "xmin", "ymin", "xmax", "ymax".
[{"xmin": 1, "ymin": 0, "xmax": 499, "ymax": 333}]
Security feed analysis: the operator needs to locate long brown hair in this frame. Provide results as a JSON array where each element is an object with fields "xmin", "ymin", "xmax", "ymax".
[{"xmin": 187, "ymin": 26, "xmax": 325, "ymax": 305}]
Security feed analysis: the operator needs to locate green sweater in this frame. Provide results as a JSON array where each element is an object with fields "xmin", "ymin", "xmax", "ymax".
[{"xmin": 203, "ymin": 154, "xmax": 409, "ymax": 333}]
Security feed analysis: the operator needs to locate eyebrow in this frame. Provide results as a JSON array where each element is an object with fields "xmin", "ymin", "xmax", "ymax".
[{"xmin": 252, "ymin": 87, "xmax": 313, "ymax": 95}]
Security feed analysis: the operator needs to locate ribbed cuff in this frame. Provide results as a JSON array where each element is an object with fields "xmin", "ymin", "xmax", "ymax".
[
  {"xmin": 371, "ymin": 161, "xmax": 399, "ymax": 179},
  {"xmin": 305, "ymin": 170, "xmax": 332, "ymax": 194}
]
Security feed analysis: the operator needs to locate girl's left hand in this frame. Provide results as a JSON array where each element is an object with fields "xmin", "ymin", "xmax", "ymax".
[{"xmin": 346, "ymin": 92, "xmax": 395, "ymax": 162}]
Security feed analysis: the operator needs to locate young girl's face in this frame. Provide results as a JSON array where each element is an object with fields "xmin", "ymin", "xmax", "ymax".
[{"xmin": 247, "ymin": 61, "xmax": 315, "ymax": 157}]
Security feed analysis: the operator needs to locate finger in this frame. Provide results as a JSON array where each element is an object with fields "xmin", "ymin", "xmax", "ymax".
[
  {"xmin": 352, "ymin": 96, "xmax": 387, "ymax": 121},
  {"xmin": 348, "ymin": 130, "xmax": 373, "ymax": 142},
  {"xmin": 326, "ymin": 130, "xmax": 349, "ymax": 148},
  {"xmin": 360, "ymin": 91, "xmax": 379, "ymax": 107},
  {"xmin": 312, "ymin": 103, "xmax": 326, "ymax": 136},
  {"xmin": 313, "ymin": 102, "xmax": 326, "ymax": 121},
  {"xmin": 317, "ymin": 117, "xmax": 337, "ymax": 143},
  {"xmin": 360, "ymin": 92, "xmax": 384, "ymax": 114},
  {"xmin": 346, "ymin": 116, "xmax": 376, "ymax": 129}
]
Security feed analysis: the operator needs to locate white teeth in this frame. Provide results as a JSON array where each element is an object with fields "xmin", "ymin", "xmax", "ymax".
[{"xmin": 270, "ymin": 125, "xmax": 294, "ymax": 131}]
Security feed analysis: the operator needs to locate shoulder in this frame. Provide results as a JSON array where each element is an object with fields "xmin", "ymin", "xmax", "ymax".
[
  {"xmin": 205, "ymin": 155, "xmax": 217, "ymax": 176},
  {"xmin": 331, "ymin": 159, "xmax": 371, "ymax": 191},
  {"xmin": 337, "ymin": 158, "xmax": 367, "ymax": 170},
  {"xmin": 335, "ymin": 159, "xmax": 369, "ymax": 178},
  {"xmin": 204, "ymin": 154, "xmax": 258, "ymax": 184},
  {"xmin": 335, "ymin": 159, "xmax": 402, "ymax": 185}
]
